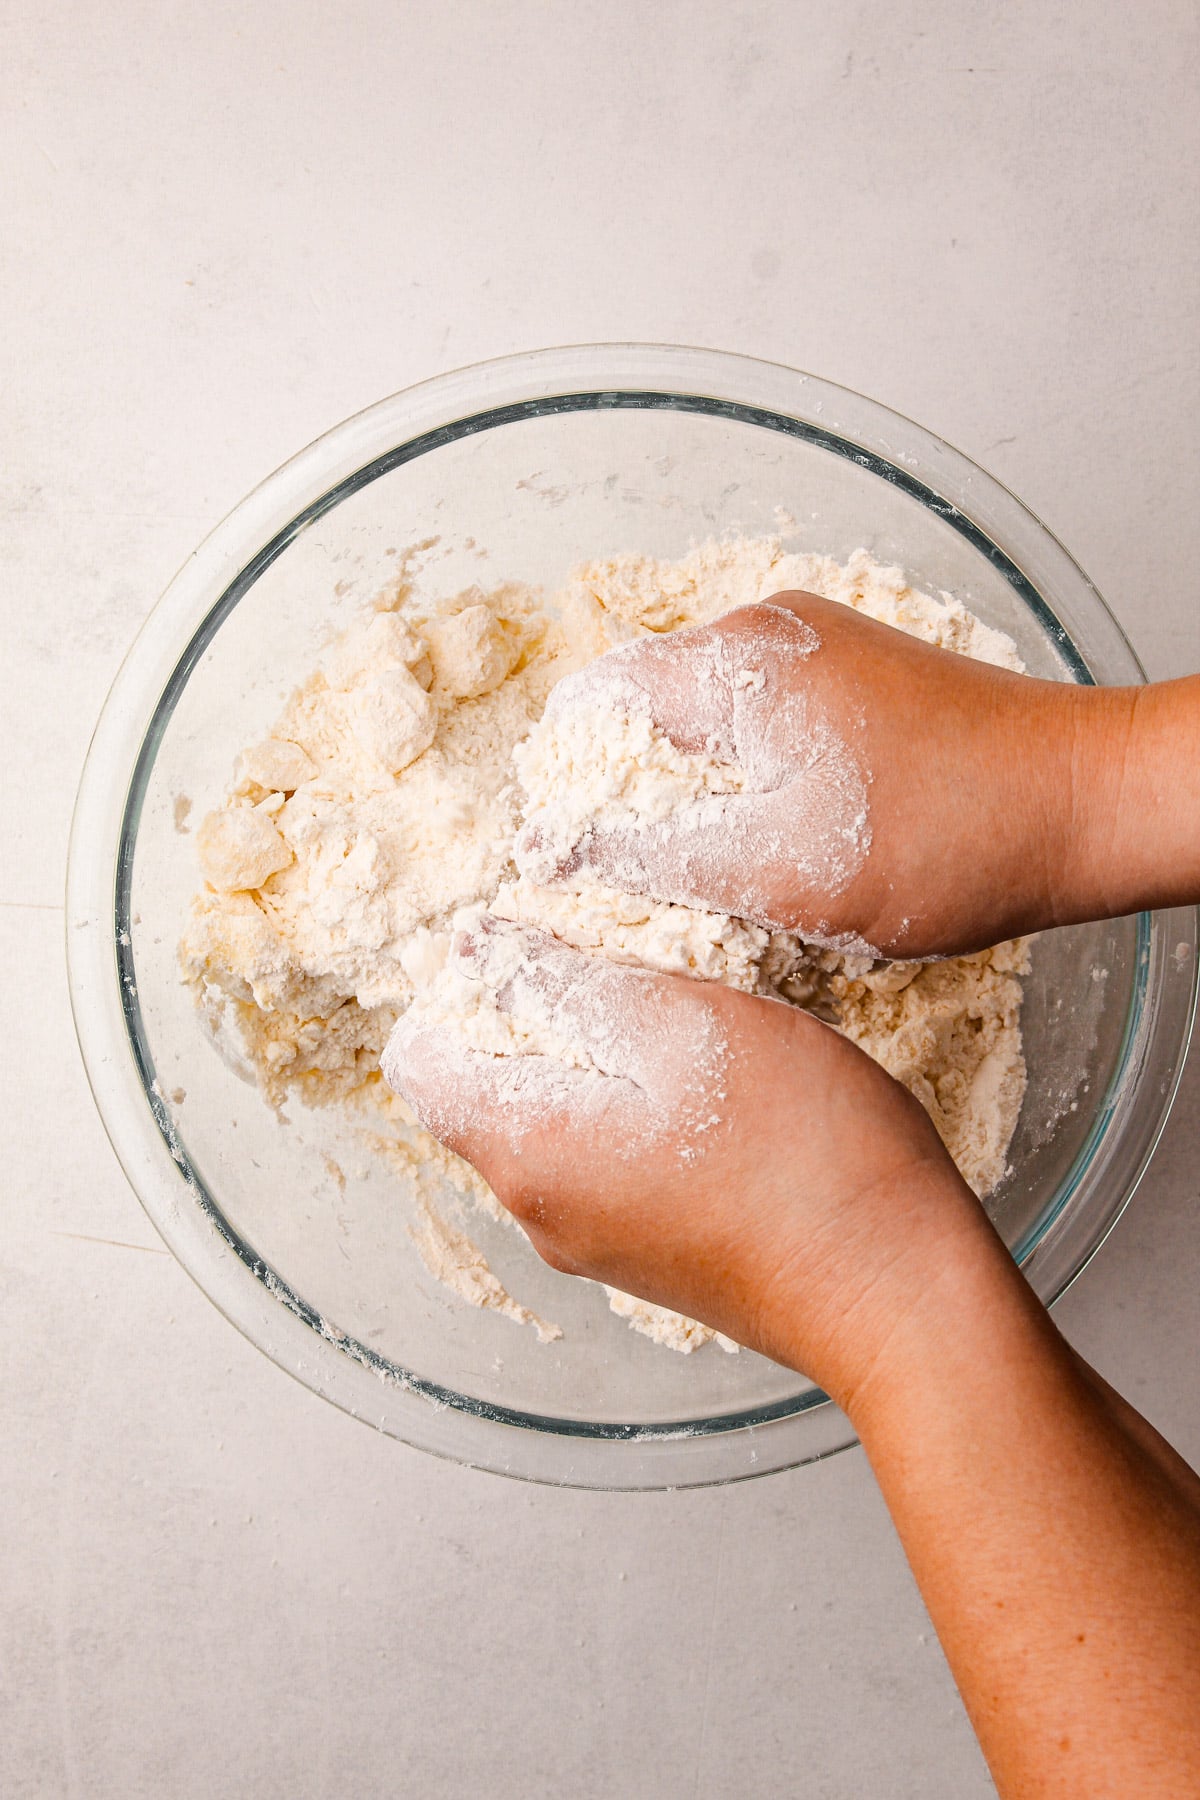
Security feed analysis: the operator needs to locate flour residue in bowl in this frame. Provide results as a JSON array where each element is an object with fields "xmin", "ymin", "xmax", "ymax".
[{"xmin": 180, "ymin": 537, "xmax": 1030, "ymax": 1352}]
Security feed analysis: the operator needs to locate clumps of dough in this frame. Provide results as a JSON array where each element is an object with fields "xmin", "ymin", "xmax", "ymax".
[
  {"xmin": 321, "ymin": 611, "xmax": 438, "ymax": 774},
  {"xmin": 341, "ymin": 670, "xmax": 437, "ymax": 773},
  {"xmin": 196, "ymin": 803, "xmax": 293, "ymax": 892},
  {"xmin": 423, "ymin": 602, "xmax": 518, "ymax": 699},
  {"xmin": 604, "ymin": 1289, "xmax": 737, "ymax": 1354},
  {"xmin": 325, "ymin": 612, "xmax": 433, "ymax": 692},
  {"xmin": 234, "ymin": 739, "xmax": 317, "ymax": 794}
]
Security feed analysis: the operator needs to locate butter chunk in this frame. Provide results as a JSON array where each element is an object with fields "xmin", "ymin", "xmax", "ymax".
[
  {"xmin": 424, "ymin": 604, "xmax": 516, "ymax": 699},
  {"xmin": 344, "ymin": 666, "xmax": 437, "ymax": 772},
  {"xmin": 197, "ymin": 805, "xmax": 293, "ymax": 891},
  {"xmin": 326, "ymin": 612, "xmax": 432, "ymax": 692},
  {"xmin": 235, "ymin": 738, "xmax": 317, "ymax": 794}
]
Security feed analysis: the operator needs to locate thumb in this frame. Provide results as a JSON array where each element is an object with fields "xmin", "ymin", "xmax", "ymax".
[{"xmin": 450, "ymin": 913, "xmax": 685, "ymax": 1094}]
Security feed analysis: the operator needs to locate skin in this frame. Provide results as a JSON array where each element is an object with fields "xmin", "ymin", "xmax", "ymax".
[
  {"xmin": 388, "ymin": 601, "xmax": 1200, "ymax": 1798},
  {"xmin": 517, "ymin": 594, "xmax": 1200, "ymax": 956}
]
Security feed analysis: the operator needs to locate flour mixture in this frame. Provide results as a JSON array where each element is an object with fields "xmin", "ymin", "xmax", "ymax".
[{"xmin": 181, "ymin": 537, "xmax": 1031, "ymax": 1352}]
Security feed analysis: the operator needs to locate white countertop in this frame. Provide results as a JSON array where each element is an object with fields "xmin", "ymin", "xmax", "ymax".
[{"xmin": 4, "ymin": 5, "xmax": 1198, "ymax": 1795}]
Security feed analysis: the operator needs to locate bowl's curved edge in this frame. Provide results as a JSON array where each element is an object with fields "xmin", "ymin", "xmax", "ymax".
[{"xmin": 63, "ymin": 343, "xmax": 1196, "ymax": 1489}]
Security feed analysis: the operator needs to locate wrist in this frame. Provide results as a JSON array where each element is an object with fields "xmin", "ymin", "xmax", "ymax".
[
  {"xmin": 1055, "ymin": 676, "xmax": 1200, "ymax": 924},
  {"xmin": 759, "ymin": 1162, "xmax": 1005, "ymax": 1411},
  {"xmin": 824, "ymin": 1195, "xmax": 1048, "ymax": 1433},
  {"xmin": 998, "ymin": 676, "xmax": 1132, "ymax": 938},
  {"xmin": 1057, "ymin": 682, "xmax": 1141, "ymax": 923}
]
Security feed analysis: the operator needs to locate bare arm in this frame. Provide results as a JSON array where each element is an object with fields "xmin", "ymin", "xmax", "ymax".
[
  {"xmin": 839, "ymin": 1222, "xmax": 1200, "ymax": 1798},
  {"xmin": 1065, "ymin": 673, "xmax": 1200, "ymax": 925}
]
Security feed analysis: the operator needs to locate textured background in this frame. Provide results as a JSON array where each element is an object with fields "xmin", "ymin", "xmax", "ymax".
[{"xmin": 3, "ymin": 4, "xmax": 1197, "ymax": 1795}]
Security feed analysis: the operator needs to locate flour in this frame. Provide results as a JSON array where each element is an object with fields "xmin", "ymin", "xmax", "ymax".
[
  {"xmin": 605, "ymin": 1289, "xmax": 740, "ymax": 1356},
  {"xmin": 384, "ymin": 910, "xmax": 734, "ymax": 1167},
  {"xmin": 408, "ymin": 1190, "xmax": 563, "ymax": 1345},
  {"xmin": 513, "ymin": 604, "xmax": 872, "ymax": 929},
  {"xmin": 182, "ymin": 536, "xmax": 1030, "ymax": 1354}
]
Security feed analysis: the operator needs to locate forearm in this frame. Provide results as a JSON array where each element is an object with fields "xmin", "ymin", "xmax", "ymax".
[
  {"xmin": 832, "ymin": 1214, "xmax": 1200, "ymax": 1798},
  {"xmin": 1070, "ymin": 1346, "xmax": 1200, "ymax": 1504},
  {"xmin": 1058, "ymin": 674, "xmax": 1200, "ymax": 925}
]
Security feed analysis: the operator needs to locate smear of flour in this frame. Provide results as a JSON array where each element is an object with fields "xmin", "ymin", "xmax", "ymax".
[
  {"xmin": 182, "ymin": 536, "xmax": 1029, "ymax": 1354},
  {"xmin": 410, "ymin": 1189, "xmax": 563, "ymax": 1345},
  {"xmin": 512, "ymin": 605, "xmax": 872, "ymax": 934},
  {"xmin": 384, "ymin": 911, "xmax": 733, "ymax": 1169}
]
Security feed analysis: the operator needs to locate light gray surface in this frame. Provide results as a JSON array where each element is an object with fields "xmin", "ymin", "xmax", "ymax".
[{"xmin": 3, "ymin": 4, "xmax": 1197, "ymax": 1795}]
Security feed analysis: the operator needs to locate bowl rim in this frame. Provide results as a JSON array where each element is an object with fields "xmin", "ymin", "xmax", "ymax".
[{"xmin": 66, "ymin": 343, "xmax": 1199, "ymax": 1489}]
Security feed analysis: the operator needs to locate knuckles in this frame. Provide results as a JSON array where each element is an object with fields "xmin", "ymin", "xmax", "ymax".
[
  {"xmin": 491, "ymin": 1177, "xmax": 587, "ymax": 1277},
  {"xmin": 494, "ymin": 1179, "xmax": 544, "ymax": 1227}
]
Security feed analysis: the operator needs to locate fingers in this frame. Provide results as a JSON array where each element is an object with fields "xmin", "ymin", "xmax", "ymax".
[
  {"xmin": 385, "ymin": 1007, "xmax": 646, "ymax": 1262},
  {"xmin": 450, "ymin": 913, "xmax": 688, "ymax": 1093},
  {"xmin": 513, "ymin": 593, "xmax": 868, "ymax": 925},
  {"xmin": 382, "ymin": 1007, "xmax": 636, "ymax": 1164},
  {"xmin": 540, "ymin": 601, "xmax": 826, "ymax": 764},
  {"xmin": 381, "ymin": 915, "xmax": 725, "ymax": 1246},
  {"xmin": 541, "ymin": 627, "xmax": 734, "ymax": 760},
  {"xmin": 384, "ymin": 912, "xmax": 733, "ymax": 1178},
  {"xmin": 518, "ymin": 792, "xmax": 793, "ymax": 928},
  {"xmin": 381, "ymin": 915, "xmax": 680, "ymax": 1159},
  {"xmin": 519, "ymin": 708, "xmax": 870, "ymax": 930}
]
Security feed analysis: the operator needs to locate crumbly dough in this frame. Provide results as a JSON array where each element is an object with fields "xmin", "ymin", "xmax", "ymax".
[{"xmin": 182, "ymin": 537, "xmax": 1030, "ymax": 1352}]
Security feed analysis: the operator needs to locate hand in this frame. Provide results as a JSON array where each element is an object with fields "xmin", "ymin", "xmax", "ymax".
[
  {"xmin": 385, "ymin": 919, "xmax": 1200, "ymax": 1800},
  {"xmin": 516, "ymin": 592, "xmax": 1135, "ymax": 959},
  {"xmin": 383, "ymin": 913, "xmax": 989, "ymax": 1404}
]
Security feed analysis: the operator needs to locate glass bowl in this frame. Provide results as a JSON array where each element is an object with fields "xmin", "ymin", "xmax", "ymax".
[{"xmin": 67, "ymin": 345, "xmax": 1197, "ymax": 1489}]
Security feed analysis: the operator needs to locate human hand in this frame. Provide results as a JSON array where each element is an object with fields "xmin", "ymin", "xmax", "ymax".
[
  {"xmin": 516, "ymin": 593, "xmax": 1121, "ymax": 959},
  {"xmin": 383, "ymin": 913, "xmax": 989, "ymax": 1405}
]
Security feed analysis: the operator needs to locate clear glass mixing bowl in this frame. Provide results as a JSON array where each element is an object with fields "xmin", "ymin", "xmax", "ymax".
[{"xmin": 67, "ymin": 346, "xmax": 1197, "ymax": 1488}]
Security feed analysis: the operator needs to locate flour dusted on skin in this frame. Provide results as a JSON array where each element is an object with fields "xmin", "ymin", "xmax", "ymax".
[
  {"xmin": 384, "ymin": 909, "xmax": 734, "ymax": 1171},
  {"xmin": 182, "ymin": 536, "xmax": 1030, "ymax": 1354},
  {"xmin": 513, "ymin": 604, "xmax": 873, "ymax": 928}
]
